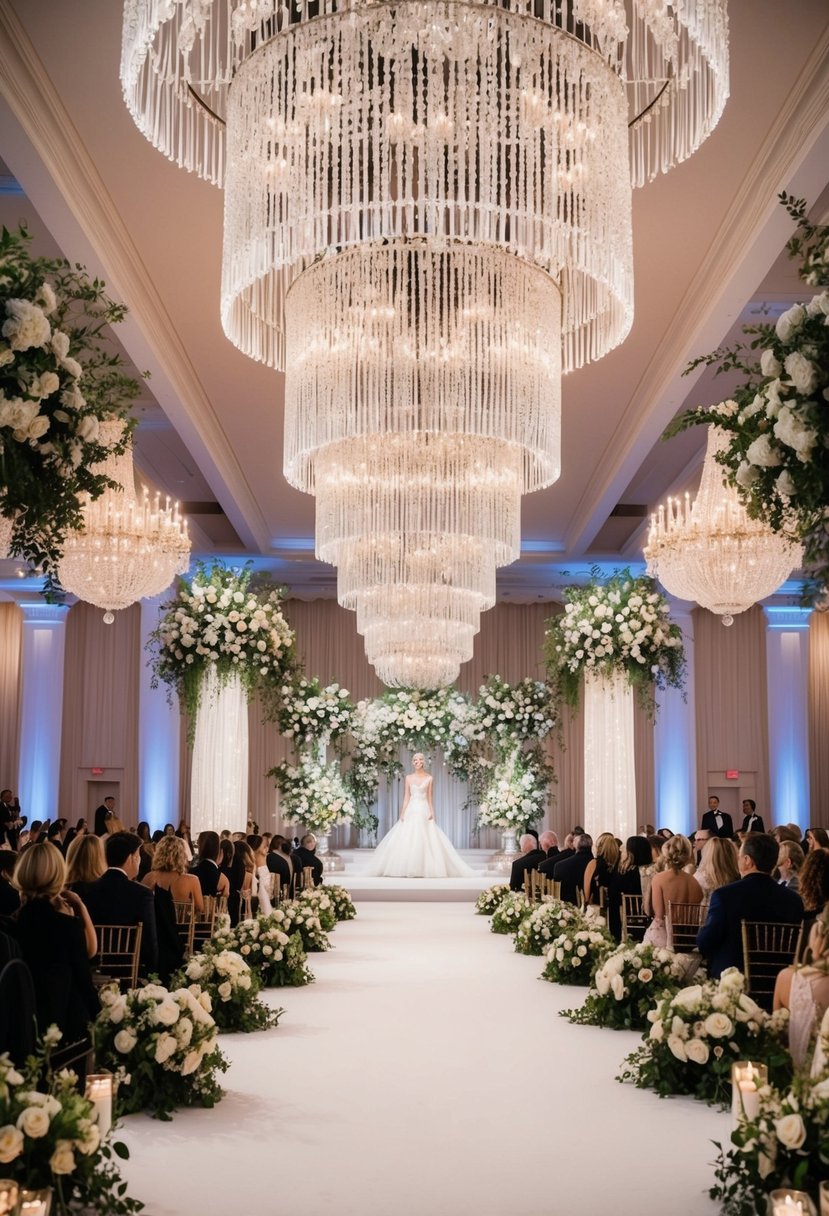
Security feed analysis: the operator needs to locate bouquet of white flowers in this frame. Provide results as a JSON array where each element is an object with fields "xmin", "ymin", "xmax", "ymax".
[
  {"xmin": 295, "ymin": 887, "xmax": 337, "ymax": 933},
  {"xmin": 618, "ymin": 968, "xmax": 791, "ymax": 1107},
  {"xmin": 93, "ymin": 982, "xmax": 227, "ymax": 1120},
  {"xmin": 173, "ymin": 949, "xmax": 282, "ymax": 1033},
  {"xmin": 474, "ymin": 884, "xmax": 511, "ymax": 916},
  {"xmin": 490, "ymin": 891, "xmax": 533, "ymax": 935},
  {"xmin": 541, "ymin": 923, "xmax": 614, "ymax": 985},
  {"xmin": 0, "ymin": 1033, "xmax": 141, "ymax": 1214},
  {"xmin": 210, "ymin": 914, "xmax": 315, "ymax": 987},
  {"xmin": 474, "ymin": 675, "xmax": 556, "ymax": 748},
  {"xmin": 270, "ymin": 753, "xmax": 357, "ymax": 836},
  {"xmin": 514, "ymin": 899, "xmax": 584, "ymax": 957},
  {"xmin": 325, "ymin": 883, "xmax": 357, "ymax": 922},
  {"xmin": 275, "ymin": 676, "xmax": 354, "ymax": 746},
  {"xmin": 477, "ymin": 747, "xmax": 548, "ymax": 830},
  {"xmin": 564, "ymin": 943, "xmax": 689, "ymax": 1030}
]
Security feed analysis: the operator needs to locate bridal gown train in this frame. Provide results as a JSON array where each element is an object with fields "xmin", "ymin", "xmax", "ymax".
[{"xmin": 365, "ymin": 779, "xmax": 477, "ymax": 878}]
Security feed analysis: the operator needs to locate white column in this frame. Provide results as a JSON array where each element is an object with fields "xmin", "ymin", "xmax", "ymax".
[
  {"xmin": 583, "ymin": 670, "xmax": 637, "ymax": 842},
  {"xmin": 17, "ymin": 601, "xmax": 69, "ymax": 821},
  {"xmin": 654, "ymin": 605, "xmax": 697, "ymax": 836},
  {"xmin": 763, "ymin": 605, "xmax": 811, "ymax": 831},
  {"xmin": 138, "ymin": 595, "xmax": 181, "ymax": 833}
]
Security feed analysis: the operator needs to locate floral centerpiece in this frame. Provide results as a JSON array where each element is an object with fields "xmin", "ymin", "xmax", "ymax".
[
  {"xmin": 150, "ymin": 561, "xmax": 295, "ymax": 728},
  {"xmin": 0, "ymin": 1032, "xmax": 141, "ymax": 1214},
  {"xmin": 273, "ymin": 676, "xmax": 354, "ymax": 747},
  {"xmin": 563, "ymin": 943, "xmax": 689, "ymax": 1030},
  {"xmin": 514, "ymin": 899, "xmax": 584, "ymax": 957},
  {"xmin": 0, "ymin": 226, "xmax": 138, "ymax": 579},
  {"xmin": 668, "ymin": 195, "xmax": 829, "ymax": 602},
  {"xmin": 270, "ymin": 754, "xmax": 358, "ymax": 836},
  {"xmin": 475, "ymin": 675, "xmax": 556, "ymax": 749},
  {"xmin": 711, "ymin": 1069, "xmax": 829, "ymax": 1214},
  {"xmin": 474, "ymin": 883, "xmax": 511, "ymax": 916},
  {"xmin": 617, "ymin": 968, "xmax": 791, "ymax": 1107},
  {"xmin": 295, "ymin": 887, "xmax": 337, "ymax": 933},
  {"xmin": 544, "ymin": 568, "xmax": 686, "ymax": 715},
  {"xmin": 325, "ymin": 884, "xmax": 357, "ymax": 922},
  {"xmin": 93, "ymin": 982, "xmax": 227, "ymax": 1121},
  {"xmin": 172, "ymin": 950, "xmax": 282, "ymax": 1033},
  {"xmin": 210, "ymin": 915, "xmax": 315, "ymax": 987},
  {"xmin": 477, "ymin": 748, "xmax": 548, "ymax": 831},
  {"xmin": 490, "ymin": 891, "xmax": 533, "ymax": 935},
  {"xmin": 541, "ymin": 923, "xmax": 614, "ymax": 984}
]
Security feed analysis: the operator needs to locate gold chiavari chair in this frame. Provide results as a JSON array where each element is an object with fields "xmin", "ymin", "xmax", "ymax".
[
  {"xmin": 666, "ymin": 900, "xmax": 708, "ymax": 953},
  {"xmin": 621, "ymin": 893, "xmax": 650, "ymax": 943},
  {"xmin": 239, "ymin": 891, "xmax": 254, "ymax": 921},
  {"xmin": 270, "ymin": 872, "xmax": 282, "ymax": 905},
  {"xmin": 742, "ymin": 920, "xmax": 804, "ymax": 1012},
  {"xmin": 523, "ymin": 870, "xmax": 546, "ymax": 903},
  {"xmin": 94, "ymin": 924, "xmax": 143, "ymax": 990},
  {"xmin": 301, "ymin": 866, "xmax": 316, "ymax": 893},
  {"xmin": 173, "ymin": 900, "xmax": 196, "ymax": 956},
  {"xmin": 192, "ymin": 896, "xmax": 220, "ymax": 950}
]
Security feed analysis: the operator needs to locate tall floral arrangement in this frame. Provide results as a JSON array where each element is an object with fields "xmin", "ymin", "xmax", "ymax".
[
  {"xmin": 0, "ymin": 226, "xmax": 138, "ymax": 578},
  {"xmin": 668, "ymin": 194, "xmax": 829, "ymax": 602},
  {"xmin": 477, "ymin": 747, "xmax": 549, "ymax": 831},
  {"xmin": 150, "ymin": 562, "xmax": 295, "ymax": 727},
  {"xmin": 270, "ymin": 753, "xmax": 358, "ymax": 836},
  {"xmin": 544, "ymin": 568, "xmax": 685, "ymax": 715},
  {"xmin": 474, "ymin": 675, "xmax": 556, "ymax": 749},
  {"xmin": 272, "ymin": 676, "xmax": 354, "ymax": 748}
]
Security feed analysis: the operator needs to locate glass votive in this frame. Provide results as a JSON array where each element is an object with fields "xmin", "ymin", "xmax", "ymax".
[
  {"xmin": 768, "ymin": 1190, "xmax": 818, "ymax": 1216},
  {"xmin": 820, "ymin": 1181, "xmax": 829, "ymax": 1216},
  {"xmin": 17, "ymin": 1188, "xmax": 53, "ymax": 1216},
  {"xmin": 731, "ymin": 1061, "xmax": 767, "ymax": 1123},
  {"xmin": 0, "ymin": 1179, "xmax": 18, "ymax": 1216},
  {"xmin": 84, "ymin": 1071, "xmax": 114, "ymax": 1140}
]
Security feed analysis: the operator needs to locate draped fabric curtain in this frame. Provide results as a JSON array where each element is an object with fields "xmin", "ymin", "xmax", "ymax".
[
  {"xmin": 0, "ymin": 603, "xmax": 22, "ymax": 793},
  {"xmin": 808, "ymin": 610, "xmax": 829, "ymax": 826},
  {"xmin": 191, "ymin": 669, "xmax": 248, "ymax": 835},
  {"xmin": 633, "ymin": 696, "xmax": 656, "ymax": 832},
  {"xmin": 59, "ymin": 603, "xmax": 140, "ymax": 821},
  {"xmin": 583, "ymin": 671, "xmax": 637, "ymax": 843},
  {"xmin": 693, "ymin": 605, "xmax": 770, "ymax": 823}
]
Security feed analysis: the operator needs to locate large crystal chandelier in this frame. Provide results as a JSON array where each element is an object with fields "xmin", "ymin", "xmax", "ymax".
[
  {"xmin": 644, "ymin": 426, "xmax": 802, "ymax": 625},
  {"xmin": 57, "ymin": 421, "xmax": 191, "ymax": 621}
]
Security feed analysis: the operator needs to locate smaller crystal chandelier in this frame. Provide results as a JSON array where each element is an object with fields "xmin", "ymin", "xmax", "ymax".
[
  {"xmin": 57, "ymin": 421, "xmax": 191, "ymax": 621},
  {"xmin": 645, "ymin": 426, "xmax": 803, "ymax": 625}
]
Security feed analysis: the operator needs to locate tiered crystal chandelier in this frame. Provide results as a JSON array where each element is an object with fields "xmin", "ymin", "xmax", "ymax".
[
  {"xmin": 57, "ymin": 421, "xmax": 191, "ymax": 621},
  {"xmin": 121, "ymin": 0, "xmax": 729, "ymax": 685},
  {"xmin": 644, "ymin": 426, "xmax": 802, "ymax": 625}
]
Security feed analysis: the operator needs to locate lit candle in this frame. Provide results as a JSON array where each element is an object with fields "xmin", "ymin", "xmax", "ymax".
[
  {"xmin": 85, "ymin": 1072, "xmax": 114, "ymax": 1140},
  {"xmin": 0, "ymin": 1180, "xmax": 18, "ymax": 1216},
  {"xmin": 731, "ymin": 1061, "xmax": 767, "ymax": 1123},
  {"xmin": 18, "ymin": 1189, "xmax": 52, "ymax": 1216},
  {"xmin": 820, "ymin": 1182, "xmax": 829, "ymax": 1216},
  {"xmin": 768, "ymin": 1191, "xmax": 817, "ymax": 1216}
]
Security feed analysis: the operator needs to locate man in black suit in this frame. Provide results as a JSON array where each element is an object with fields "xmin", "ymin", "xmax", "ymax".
[
  {"xmin": 740, "ymin": 799, "xmax": 765, "ymax": 834},
  {"xmin": 700, "ymin": 795, "xmax": 734, "ymax": 839},
  {"xmin": 94, "ymin": 797, "xmax": 115, "ymax": 837},
  {"xmin": 81, "ymin": 831, "xmax": 158, "ymax": 973},
  {"xmin": 509, "ymin": 834, "xmax": 547, "ymax": 892},
  {"xmin": 293, "ymin": 833, "xmax": 324, "ymax": 887},
  {"xmin": 697, "ymin": 832, "xmax": 803, "ymax": 980},
  {"xmin": 0, "ymin": 790, "xmax": 23, "ymax": 850},
  {"xmin": 540, "ymin": 832, "xmax": 574, "ymax": 877},
  {"xmin": 552, "ymin": 833, "xmax": 594, "ymax": 904}
]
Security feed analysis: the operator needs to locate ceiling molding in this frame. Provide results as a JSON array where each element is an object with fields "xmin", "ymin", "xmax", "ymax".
[{"xmin": 0, "ymin": 0, "xmax": 271, "ymax": 553}]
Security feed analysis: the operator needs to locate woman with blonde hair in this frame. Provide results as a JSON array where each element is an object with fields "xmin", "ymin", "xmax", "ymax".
[
  {"xmin": 65, "ymin": 832, "xmax": 106, "ymax": 900},
  {"xmin": 642, "ymin": 834, "xmax": 703, "ymax": 948},
  {"xmin": 141, "ymin": 833, "xmax": 204, "ymax": 912},
  {"xmin": 694, "ymin": 836, "xmax": 740, "ymax": 897},
  {"xmin": 774, "ymin": 902, "xmax": 829, "ymax": 1069},
  {"xmin": 583, "ymin": 832, "xmax": 621, "ymax": 906}
]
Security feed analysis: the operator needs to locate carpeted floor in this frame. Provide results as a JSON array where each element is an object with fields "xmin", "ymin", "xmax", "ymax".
[{"xmin": 119, "ymin": 903, "xmax": 730, "ymax": 1216}]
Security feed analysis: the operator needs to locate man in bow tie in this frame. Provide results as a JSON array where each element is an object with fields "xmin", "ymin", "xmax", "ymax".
[
  {"xmin": 740, "ymin": 798, "xmax": 765, "ymax": 834},
  {"xmin": 700, "ymin": 795, "xmax": 733, "ymax": 839}
]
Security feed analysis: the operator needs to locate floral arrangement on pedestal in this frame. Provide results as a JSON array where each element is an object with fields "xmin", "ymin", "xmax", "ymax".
[
  {"xmin": 0, "ymin": 1032, "xmax": 141, "ymax": 1214},
  {"xmin": 92, "ymin": 982, "xmax": 227, "ymax": 1121},
  {"xmin": 270, "ymin": 753, "xmax": 358, "ymax": 837},
  {"xmin": 563, "ymin": 943, "xmax": 689, "ymax": 1030},
  {"xmin": 544, "ymin": 568, "xmax": 686, "ymax": 715},
  {"xmin": 514, "ymin": 899, "xmax": 585, "ymax": 957},
  {"xmin": 477, "ymin": 747, "xmax": 549, "ymax": 831},
  {"xmin": 273, "ymin": 676, "xmax": 354, "ymax": 747},
  {"xmin": 150, "ymin": 561, "xmax": 295, "ymax": 728},
  {"xmin": 541, "ymin": 923, "xmax": 614, "ymax": 984},
  {"xmin": 474, "ymin": 884, "xmax": 511, "ymax": 916},
  {"xmin": 295, "ymin": 887, "xmax": 337, "ymax": 933},
  {"xmin": 617, "ymin": 968, "xmax": 791, "ymax": 1107},
  {"xmin": 325, "ymin": 884, "xmax": 357, "ymax": 922},
  {"xmin": 210, "ymin": 915, "xmax": 315, "ymax": 986},
  {"xmin": 475, "ymin": 675, "xmax": 557, "ymax": 747},
  {"xmin": 0, "ymin": 226, "xmax": 138, "ymax": 579},
  {"xmin": 667, "ymin": 195, "xmax": 829, "ymax": 602},
  {"xmin": 711, "ymin": 1068, "xmax": 829, "ymax": 1214},
  {"xmin": 490, "ymin": 891, "xmax": 533, "ymax": 935},
  {"xmin": 172, "ymin": 949, "xmax": 282, "ymax": 1033}
]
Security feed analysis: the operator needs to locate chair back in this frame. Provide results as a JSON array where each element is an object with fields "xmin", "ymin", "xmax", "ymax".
[
  {"xmin": 192, "ymin": 896, "xmax": 220, "ymax": 950},
  {"xmin": 576, "ymin": 886, "xmax": 586, "ymax": 911},
  {"xmin": 621, "ymin": 893, "xmax": 650, "ymax": 942},
  {"xmin": 239, "ymin": 892, "xmax": 254, "ymax": 922},
  {"xmin": 667, "ymin": 900, "xmax": 708, "ymax": 953},
  {"xmin": 524, "ymin": 870, "xmax": 546, "ymax": 903},
  {"xmin": 270, "ymin": 872, "xmax": 282, "ymax": 904},
  {"xmin": 742, "ymin": 920, "xmax": 804, "ymax": 1012},
  {"xmin": 0, "ymin": 956, "xmax": 37, "ymax": 1065},
  {"xmin": 301, "ymin": 866, "xmax": 316, "ymax": 892},
  {"xmin": 173, "ymin": 900, "xmax": 196, "ymax": 956},
  {"xmin": 95, "ymin": 924, "xmax": 142, "ymax": 990}
]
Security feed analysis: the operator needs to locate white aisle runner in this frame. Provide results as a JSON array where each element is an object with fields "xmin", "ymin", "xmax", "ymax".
[{"xmin": 119, "ymin": 904, "xmax": 728, "ymax": 1216}]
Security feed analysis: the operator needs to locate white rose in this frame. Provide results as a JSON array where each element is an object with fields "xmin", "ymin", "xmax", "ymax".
[
  {"xmin": 50, "ymin": 329, "xmax": 70, "ymax": 358},
  {"xmin": 217, "ymin": 981, "xmax": 232, "ymax": 1001},
  {"xmin": 610, "ymin": 973, "xmax": 625, "ymax": 1000},
  {"xmin": 667, "ymin": 1034, "xmax": 687, "ymax": 1062},
  {"xmin": 760, "ymin": 348, "xmax": 782, "ymax": 377},
  {"xmin": 27, "ymin": 415, "xmax": 50, "ymax": 440},
  {"xmin": 154, "ymin": 1032, "xmax": 178, "ymax": 1065},
  {"xmin": 672, "ymin": 985, "xmax": 703, "ymax": 1014},
  {"xmin": 784, "ymin": 350, "xmax": 818, "ymax": 395},
  {"xmin": 746, "ymin": 434, "xmax": 783, "ymax": 468},
  {"xmin": 704, "ymin": 1012, "xmax": 734, "ymax": 1038},
  {"xmin": 181, "ymin": 1050, "xmax": 201, "ymax": 1076},
  {"xmin": 684, "ymin": 1038, "xmax": 709, "ymax": 1065},
  {"xmin": 155, "ymin": 998, "xmax": 181, "ymax": 1026},
  {"xmin": 49, "ymin": 1139, "xmax": 76, "ymax": 1175},
  {"xmin": 775, "ymin": 302, "xmax": 805, "ymax": 342},
  {"xmin": 114, "ymin": 1029, "xmax": 137, "ymax": 1054},
  {"xmin": 17, "ymin": 1106, "xmax": 50, "ymax": 1138},
  {"xmin": 774, "ymin": 1113, "xmax": 807, "ymax": 1150},
  {"xmin": 2, "ymin": 298, "xmax": 51, "ymax": 350},
  {"xmin": 0, "ymin": 1123, "xmax": 24, "ymax": 1163},
  {"xmin": 75, "ymin": 414, "xmax": 99, "ymax": 442},
  {"xmin": 735, "ymin": 460, "xmax": 760, "ymax": 488}
]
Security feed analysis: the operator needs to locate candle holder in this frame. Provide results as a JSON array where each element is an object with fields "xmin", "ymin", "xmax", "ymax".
[
  {"xmin": 84, "ymin": 1071, "xmax": 114, "ymax": 1140},
  {"xmin": 820, "ymin": 1181, "xmax": 829, "ymax": 1216},
  {"xmin": 0, "ymin": 1180, "xmax": 18, "ymax": 1216},
  {"xmin": 17, "ymin": 1188, "xmax": 53, "ymax": 1216},
  {"xmin": 731, "ymin": 1061, "xmax": 767, "ymax": 1123},
  {"xmin": 767, "ymin": 1191, "xmax": 818, "ymax": 1216}
]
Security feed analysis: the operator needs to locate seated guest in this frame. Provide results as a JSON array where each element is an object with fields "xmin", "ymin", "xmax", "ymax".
[
  {"xmin": 799, "ymin": 848, "xmax": 829, "ymax": 942},
  {"xmin": 583, "ymin": 832, "xmax": 620, "ymax": 907},
  {"xmin": 774, "ymin": 902, "xmax": 829, "ymax": 1070},
  {"xmin": 805, "ymin": 827, "xmax": 829, "ymax": 853},
  {"xmin": 0, "ymin": 850, "xmax": 20, "ymax": 917},
  {"xmin": 80, "ymin": 831, "xmax": 158, "ymax": 975},
  {"xmin": 740, "ymin": 799, "xmax": 765, "ymax": 834},
  {"xmin": 192, "ymin": 831, "xmax": 230, "ymax": 899},
  {"xmin": 656, "ymin": 827, "xmax": 674, "ymax": 840},
  {"xmin": 218, "ymin": 836, "xmax": 235, "ymax": 886},
  {"xmin": 606, "ymin": 836, "xmax": 651, "ymax": 941},
  {"xmin": 540, "ymin": 830, "xmax": 559, "ymax": 861},
  {"xmin": 694, "ymin": 836, "xmax": 740, "ymax": 898},
  {"xmin": 638, "ymin": 823, "xmax": 655, "ymax": 837},
  {"xmin": 774, "ymin": 824, "xmax": 804, "ymax": 846},
  {"xmin": 228, "ymin": 839, "xmax": 256, "ymax": 925},
  {"xmin": 142, "ymin": 834, "xmax": 204, "ymax": 913},
  {"xmin": 540, "ymin": 833, "xmax": 573, "ymax": 877},
  {"xmin": 247, "ymin": 833, "xmax": 273, "ymax": 915},
  {"xmin": 697, "ymin": 833, "xmax": 804, "ymax": 979},
  {"xmin": 294, "ymin": 833, "xmax": 324, "ymax": 888},
  {"xmin": 643, "ymin": 835, "xmax": 703, "ymax": 948},
  {"xmin": 12, "ymin": 842, "xmax": 98, "ymax": 1043},
  {"xmin": 266, "ymin": 834, "xmax": 294, "ymax": 897},
  {"xmin": 509, "ymin": 833, "xmax": 546, "ymax": 892},
  {"xmin": 552, "ymin": 833, "xmax": 593, "ymax": 905},
  {"xmin": 777, "ymin": 841, "xmax": 805, "ymax": 892},
  {"xmin": 47, "ymin": 818, "xmax": 69, "ymax": 854},
  {"xmin": 65, "ymin": 832, "xmax": 107, "ymax": 901}
]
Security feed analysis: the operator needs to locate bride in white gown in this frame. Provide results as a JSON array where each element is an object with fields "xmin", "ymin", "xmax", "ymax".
[{"xmin": 365, "ymin": 754, "xmax": 476, "ymax": 878}]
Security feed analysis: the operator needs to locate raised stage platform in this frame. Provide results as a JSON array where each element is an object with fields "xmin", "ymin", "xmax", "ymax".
[{"xmin": 324, "ymin": 848, "xmax": 502, "ymax": 902}]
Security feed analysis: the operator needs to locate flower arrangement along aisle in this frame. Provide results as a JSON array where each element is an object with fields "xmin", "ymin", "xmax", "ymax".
[
  {"xmin": 617, "ymin": 968, "xmax": 791, "ymax": 1108},
  {"xmin": 541, "ymin": 922, "xmax": 614, "ymax": 984},
  {"xmin": 668, "ymin": 195, "xmax": 829, "ymax": 602},
  {"xmin": 173, "ymin": 950, "xmax": 282, "ymax": 1033},
  {"xmin": 514, "ymin": 899, "xmax": 585, "ymax": 957},
  {"xmin": 474, "ymin": 884, "xmax": 511, "ymax": 916},
  {"xmin": 270, "ymin": 752, "xmax": 358, "ymax": 838},
  {"xmin": 562, "ymin": 943, "xmax": 689, "ymax": 1030},
  {"xmin": 0, "ymin": 226, "xmax": 138, "ymax": 579},
  {"xmin": 490, "ymin": 891, "xmax": 533, "ymax": 935},
  {"xmin": 210, "ymin": 915, "xmax": 315, "ymax": 987},
  {"xmin": 325, "ymin": 884, "xmax": 357, "ymax": 922},
  {"xmin": 93, "ymin": 982, "xmax": 227, "ymax": 1121},
  {"xmin": 295, "ymin": 887, "xmax": 337, "ymax": 933},
  {"xmin": 0, "ymin": 1031, "xmax": 141, "ymax": 1215},
  {"xmin": 711, "ymin": 1068, "xmax": 829, "ymax": 1214}
]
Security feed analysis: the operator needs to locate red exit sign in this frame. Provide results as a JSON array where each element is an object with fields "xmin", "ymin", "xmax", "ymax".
[
  {"xmin": 91, "ymin": 767, "xmax": 104, "ymax": 776},
  {"xmin": 725, "ymin": 770, "xmax": 739, "ymax": 780}
]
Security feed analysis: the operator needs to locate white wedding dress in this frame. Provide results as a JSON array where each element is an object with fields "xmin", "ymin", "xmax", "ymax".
[{"xmin": 365, "ymin": 777, "xmax": 476, "ymax": 878}]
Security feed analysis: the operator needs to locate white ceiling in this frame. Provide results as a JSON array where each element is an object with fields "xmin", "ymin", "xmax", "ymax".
[{"xmin": 1, "ymin": 0, "xmax": 828, "ymax": 601}]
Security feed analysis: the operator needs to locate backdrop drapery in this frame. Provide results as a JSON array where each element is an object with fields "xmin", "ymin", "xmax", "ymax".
[
  {"xmin": 808, "ymin": 610, "xmax": 829, "ymax": 823},
  {"xmin": 0, "ymin": 603, "xmax": 22, "ymax": 794},
  {"xmin": 583, "ymin": 671, "xmax": 637, "ymax": 844},
  {"xmin": 190, "ymin": 668, "xmax": 249, "ymax": 836}
]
